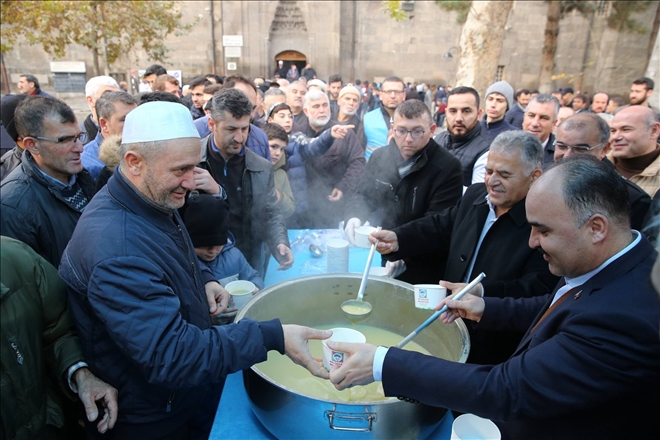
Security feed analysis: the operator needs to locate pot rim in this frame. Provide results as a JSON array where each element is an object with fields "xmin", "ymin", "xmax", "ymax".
[{"xmin": 237, "ymin": 274, "xmax": 470, "ymax": 405}]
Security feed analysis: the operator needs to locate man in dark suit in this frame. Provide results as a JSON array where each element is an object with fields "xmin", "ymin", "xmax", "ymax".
[
  {"xmin": 554, "ymin": 112, "xmax": 650, "ymax": 230},
  {"xmin": 368, "ymin": 130, "xmax": 559, "ymax": 365},
  {"xmin": 328, "ymin": 155, "xmax": 660, "ymax": 439}
]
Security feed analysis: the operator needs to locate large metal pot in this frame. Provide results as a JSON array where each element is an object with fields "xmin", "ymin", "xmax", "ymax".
[{"xmin": 236, "ymin": 274, "xmax": 470, "ymax": 439}]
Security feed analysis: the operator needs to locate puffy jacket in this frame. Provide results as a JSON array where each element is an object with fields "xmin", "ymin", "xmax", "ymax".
[
  {"xmin": 0, "ymin": 146, "xmax": 22, "ymax": 182},
  {"xmin": 80, "ymin": 131, "xmax": 105, "ymax": 180},
  {"xmin": 344, "ymin": 138, "xmax": 463, "ymax": 283},
  {"xmin": 0, "ymin": 151, "xmax": 96, "ymax": 267},
  {"xmin": 199, "ymin": 231, "xmax": 265, "ymax": 289},
  {"xmin": 58, "ymin": 169, "xmax": 285, "ymax": 431},
  {"xmin": 273, "ymin": 154, "xmax": 296, "ymax": 219},
  {"xmin": 1, "ymin": 237, "xmax": 84, "ymax": 440},
  {"xmin": 286, "ymin": 129, "xmax": 335, "ymax": 215},
  {"xmin": 434, "ymin": 124, "xmax": 492, "ymax": 187},
  {"xmin": 198, "ymin": 137, "xmax": 290, "ymax": 276}
]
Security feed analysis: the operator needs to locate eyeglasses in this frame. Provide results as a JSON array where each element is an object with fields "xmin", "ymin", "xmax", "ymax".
[
  {"xmin": 554, "ymin": 141, "xmax": 604, "ymax": 153},
  {"xmin": 393, "ymin": 127, "xmax": 428, "ymax": 139},
  {"xmin": 29, "ymin": 132, "xmax": 87, "ymax": 145},
  {"xmin": 381, "ymin": 90, "xmax": 405, "ymax": 96}
]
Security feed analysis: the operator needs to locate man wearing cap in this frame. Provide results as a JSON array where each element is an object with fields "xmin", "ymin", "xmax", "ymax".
[
  {"xmin": 58, "ymin": 99, "xmax": 331, "ymax": 439},
  {"xmin": 480, "ymin": 80, "xmax": 518, "ymax": 139},
  {"xmin": 0, "ymin": 93, "xmax": 29, "ymax": 179},
  {"xmin": 81, "ymin": 76, "xmax": 121, "ymax": 143},
  {"xmin": 201, "ymin": 88, "xmax": 291, "ymax": 274},
  {"xmin": 1, "ymin": 97, "xmax": 95, "ymax": 268},
  {"xmin": 274, "ymin": 60, "xmax": 287, "ymax": 79},
  {"xmin": 307, "ymin": 79, "xmax": 327, "ymax": 94},
  {"xmin": 336, "ymin": 85, "xmax": 363, "ymax": 134},
  {"xmin": 561, "ymin": 88, "xmax": 574, "ymax": 107},
  {"xmin": 359, "ymin": 76, "xmax": 407, "ymax": 159}
]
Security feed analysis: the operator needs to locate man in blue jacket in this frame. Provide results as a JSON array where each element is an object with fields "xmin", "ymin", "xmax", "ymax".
[
  {"xmin": 328, "ymin": 156, "xmax": 660, "ymax": 439},
  {"xmin": 59, "ymin": 101, "xmax": 330, "ymax": 439}
]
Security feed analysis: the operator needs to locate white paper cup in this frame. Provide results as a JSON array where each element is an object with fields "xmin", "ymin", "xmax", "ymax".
[
  {"xmin": 326, "ymin": 239, "xmax": 349, "ymax": 273},
  {"xmin": 413, "ymin": 284, "xmax": 447, "ymax": 310},
  {"xmin": 225, "ymin": 280, "xmax": 256, "ymax": 310},
  {"xmin": 322, "ymin": 327, "xmax": 366, "ymax": 371},
  {"xmin": 354, "ymin": 225, "xmax": 377, "ymax": 248},
  {"xmin": 451, "ymin": 414, "xmax": 501, "ymax": 440}
]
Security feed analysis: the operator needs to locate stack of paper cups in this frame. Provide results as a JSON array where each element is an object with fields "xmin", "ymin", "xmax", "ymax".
[{"xmin": 326, "ymin": 239, "xmax": 349, "ymax": 273}]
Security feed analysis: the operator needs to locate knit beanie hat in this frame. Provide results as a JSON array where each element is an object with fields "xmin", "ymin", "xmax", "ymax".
[
  {"xmin": 184, "ymin": 194, "xmax": 229, "ymax": 248},
  {"xmin": 485, "ymin": 81, "xmax": 514, "ymax": 110},
  {"xmin": 338, "ymin": 85, "xmax": 361, "ymax": 101}
]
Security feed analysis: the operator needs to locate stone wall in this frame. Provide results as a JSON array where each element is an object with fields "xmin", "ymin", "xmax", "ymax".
[{"xmin": 1, "ymin": 1, "xmax": 656, "ymax": 101}]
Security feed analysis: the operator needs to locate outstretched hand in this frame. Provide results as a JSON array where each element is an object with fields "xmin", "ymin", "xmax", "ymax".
[{"xmin": 283, "ymin": 325, "xmax": 332, "ymax": 379}]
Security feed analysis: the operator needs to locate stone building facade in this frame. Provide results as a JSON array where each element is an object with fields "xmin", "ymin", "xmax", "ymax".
[{"xmin": 2, "ymin": 1, "xmax": 658, "ymax": 103}]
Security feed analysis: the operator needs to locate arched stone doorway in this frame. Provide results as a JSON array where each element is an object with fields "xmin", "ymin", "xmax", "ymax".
[{"xmin": 275, "ymin": 50, "xmax": 307, "ymax": 79}]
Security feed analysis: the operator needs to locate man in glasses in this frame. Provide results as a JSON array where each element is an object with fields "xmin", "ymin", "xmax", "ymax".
[
  {"xmin": 359, "ymin": 76, "xmax": 407, "ymax": 159},
  {"xmin": 1, "ymin": 97, "xmax": 95, "ymax": 267},
  {"xmin": 344, "ymin": 100, "xmax": 463, "ymax": 284},
  {"xmin": 369, "ymin": 130, "xmax": 559, "ymax": 365},
  {"xmin": 554, "ymin": 112, "xmax": 650, "ymax": 230}
]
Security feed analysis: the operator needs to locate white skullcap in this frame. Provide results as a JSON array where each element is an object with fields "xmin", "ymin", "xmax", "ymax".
[{"xmin": 122, "ymin": 101, "xmax": 200, "ymax": 144}]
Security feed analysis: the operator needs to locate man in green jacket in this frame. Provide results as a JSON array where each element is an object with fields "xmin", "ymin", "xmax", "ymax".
[{"xmin": 1, "ymin": 236, "xmax": 118, "ymax": 439}]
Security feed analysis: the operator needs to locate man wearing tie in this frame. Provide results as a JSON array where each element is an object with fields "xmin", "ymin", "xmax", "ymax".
[{"xmin": 327, "ymin": 155, "xmax": 660, "ymax": 439}]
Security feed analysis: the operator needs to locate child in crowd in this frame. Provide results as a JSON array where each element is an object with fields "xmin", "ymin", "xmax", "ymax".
[
  {"xmin": 262, "ymin": 123, "xmax": 296, "ymax": 218},
  {"xmin": 265, "ymin": 102, "xmax": 354, "ymax": 221},
  {"xmin": 184, "ymin": 193, "xmax": 264, "ymax": 291}
]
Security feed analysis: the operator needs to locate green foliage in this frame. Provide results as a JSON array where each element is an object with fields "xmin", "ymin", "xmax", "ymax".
[
  {"xmin": 607, "ymin": 0, "xmax": 653, "ymax": 33},
  {"xmin": 381, "ymin": 0, "xmax": 409, "ymax": 22},
  {"xmin": 435, "ymin": 1, "xmax": 472, "ymax": 25},
  {"xmin": 0, "ymin": 0, "xmax": 196, "ymax": 63}
]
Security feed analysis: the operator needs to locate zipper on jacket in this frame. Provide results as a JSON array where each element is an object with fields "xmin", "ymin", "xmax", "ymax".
[
  {"xmin": 11, "ymin": 342, "xmax": 23, "ymax": 365},
  {"xmin": 166, "ymin": 391, "xmax": 175, "ymax": 413},
  {"xmin": 224, "ymin": 164, "xmax": 227, "ymax": 177},
  {"xmin": 412, "ymin": 187, "xmax": 417, "ymax": 212},
  {"xmin": 376, "ymin": 179, "xmax": 394, "ymax": 192}
]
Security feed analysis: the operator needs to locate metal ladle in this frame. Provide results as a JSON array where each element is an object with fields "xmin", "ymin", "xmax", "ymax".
[
  {"xmin": 396, "ymin": 272, "xmax": 486, "ymax": 348},
  {"xmin": 341, "ymin": 227, "xmax": 381, "ymax": 324}
]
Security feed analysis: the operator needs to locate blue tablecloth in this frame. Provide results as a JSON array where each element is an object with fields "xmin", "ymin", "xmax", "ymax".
[{"xmin": 210, "ymin": 229, "xmax": 453, "ymax": 439}]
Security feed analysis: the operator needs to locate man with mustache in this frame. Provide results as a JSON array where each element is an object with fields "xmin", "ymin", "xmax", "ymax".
[
  {"xmin": 199, "ymin": 88, "xmax": 293, "ymax": 276},
  {"xmin": 553, "ymin": 112, "xmax": 650, "ymax": 230},
  {"xmin": 286, "ymin": 81, "xmax": 308, "ymax": 126},
  {"xmin": 0, "ymin": 97, "xmax": 95, "ymax": 268},
  {"xmin": 328, "ymin": 155, "xmax": 660, "ymax": 439},
  {"xmin": 608, "ymin": 105, "xmax": 660, "ymax": 197},
  {"xmin": 434, "ymin": 86, "xmax": 492, "ymax": 188},
  {"xmin": 59, "ymin": 100, "xmax": 330, "ymax": 439},
  {"xmin": 367, "ymin": 131, "xmax": 558, "ymax": 365},
  {"xmin": 296, "ymin": 89, "xmax": 365, "ymax": 229},
  {"xmin": 523, "ymin": 94, "xmax": 559, "ymax": 169}
]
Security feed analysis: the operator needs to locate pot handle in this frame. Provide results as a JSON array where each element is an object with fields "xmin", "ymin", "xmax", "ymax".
[{"xmin": 325, "ymin": 410, "xmax": 376, "ymax": 432}]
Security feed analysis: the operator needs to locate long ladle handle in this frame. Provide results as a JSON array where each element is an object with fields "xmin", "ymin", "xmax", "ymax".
[
  {"xmin": 396, "ymin": 272, "xmax": 486, "ymax": 349},
  {"xmin": 356, "ymin": 227, "xmax": 381, "ymax": 302}
]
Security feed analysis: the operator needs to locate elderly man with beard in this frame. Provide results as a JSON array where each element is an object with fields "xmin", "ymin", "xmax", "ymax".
[
  {"xmin": 365, "ymin": 131, "xmax": 559, "ymax": 365},
  {"xmin": 336, "ymin": 85, "xmax": 362, "ymax": 134},
  {"xmin": 293, "ymin": 89, "xmax": 365, "ymax": 229},
  {"xmin": 58, "ymin": 100, "xmax": 331, "ymax": 439},
  {"xmin": 434, "ymin": 86, "xmax": 492, "ymax": 188}
]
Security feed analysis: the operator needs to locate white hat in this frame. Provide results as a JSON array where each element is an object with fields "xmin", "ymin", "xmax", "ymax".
[
  {"xmin": 122, "ymin": 102, "xmax": 200, "ymax": 144},
  {"xmin": 307, "ymin": 79, "xmax": 327, "ymax": 92}
]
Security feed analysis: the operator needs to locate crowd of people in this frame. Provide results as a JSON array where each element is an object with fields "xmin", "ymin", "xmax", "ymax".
[{"xmin": 0, "ymin": 61, "xmax": 659, "ymax": 439}]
